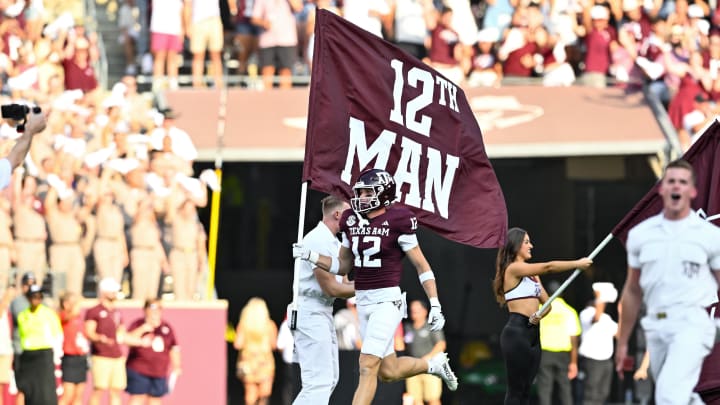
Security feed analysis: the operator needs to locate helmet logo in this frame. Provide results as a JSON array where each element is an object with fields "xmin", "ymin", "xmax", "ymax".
[{"xmin": 350, "ymin": 169, "xmax": 397, "ymax": 214}]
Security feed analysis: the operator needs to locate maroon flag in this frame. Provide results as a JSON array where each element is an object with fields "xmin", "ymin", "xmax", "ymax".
[
  {"xmin": 302, "ymin": 10, "xmax": 507, "ymax": 248},
  {"xmin": 610, "ymin": 120, "xmax": 720, "ymax": 398},
  {"xmin": 611, "ymin": 118, "xmax": 720, "ymax": 244}
]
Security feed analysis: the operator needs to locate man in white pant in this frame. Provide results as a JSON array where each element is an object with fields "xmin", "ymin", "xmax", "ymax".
[
  {"xmin": 616, "ymin": 159, "xmax": 720, "ymax": 404},
  {"xmin": 292, "ymin": 195, "xmax": 355, "ymax": 404}
]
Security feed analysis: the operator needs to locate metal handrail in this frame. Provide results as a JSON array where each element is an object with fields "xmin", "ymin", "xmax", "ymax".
[
  {"xmin": 83, "ymin": 0, "xmax": 109, "ymax": 90},
  {"xmin": 643, "ymin": 82, "xmax": 682, "ymax": 162}
]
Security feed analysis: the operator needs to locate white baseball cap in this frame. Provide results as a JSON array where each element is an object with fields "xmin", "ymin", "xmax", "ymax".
[
  {"xmin": 591, "ymin": 5, "xmax": 610, "ymax": 20},
  {"xmin": 477, "ymin": 27, "xmax": 500, "ymax": 43},
  {"xmin": 592, "ymin": 282, "xmax": 618, "ymax": 303},
  {"xmin": 688, "ymin": 4, "xmax": 705, "ymax": 18},
  {"xmin": 98, "ymin": 277, "xmax": 121, "ymax": 293}
]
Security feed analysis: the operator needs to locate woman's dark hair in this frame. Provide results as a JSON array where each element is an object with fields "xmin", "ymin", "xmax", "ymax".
[{"xmin": 493, "ymin": 227, "xmax": 527, "ymax": 305}]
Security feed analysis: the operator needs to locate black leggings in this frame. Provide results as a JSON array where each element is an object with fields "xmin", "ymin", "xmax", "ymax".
[{"xmin": 500, "ymin": 313, "xmax": 541, "ymax": 405}]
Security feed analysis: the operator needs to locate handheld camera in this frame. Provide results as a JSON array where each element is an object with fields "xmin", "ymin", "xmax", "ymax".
[{"xmin": 1, "ymin": 104, "xmax": 41, "ymax": 132}]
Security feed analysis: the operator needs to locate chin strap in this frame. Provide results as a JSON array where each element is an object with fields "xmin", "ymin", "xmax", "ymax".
[{"xmin": 353, "ymin": 209, "xmax": 370, "ymax": 228}]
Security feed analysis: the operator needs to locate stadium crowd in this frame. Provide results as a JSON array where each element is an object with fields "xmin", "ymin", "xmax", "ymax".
[{"xmin": 121, "ymin": 0, "xmax": 720, "ymax": 149}]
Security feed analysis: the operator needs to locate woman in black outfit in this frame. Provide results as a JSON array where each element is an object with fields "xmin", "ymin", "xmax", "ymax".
[{"xmin": 492, "ymin": 227, "xmax": 592, "ymax": 405}]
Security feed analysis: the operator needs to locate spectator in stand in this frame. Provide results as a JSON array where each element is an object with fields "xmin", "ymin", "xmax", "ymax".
[
  {"xmin": 7, "ymin": 42, "xmax": 39, "ymax": 101},
  {"xmin": 93, "ymin": 188, "xmax": 129, "ymax": 286},
  {"xmin": 23, "ymin": 0, "xmax": 46, "ymax": 42},
  {"xmin": 130, "ymin": 199, "xmax": 169, "ymax": 300},
  {"xmin": 445, "ymin": 0, "xmax": 478, "ymax": 75},
  {"xmin": 620, "ymin": 0, "xmax": 654, "ymax": 40},
  {"xmin": 388, "ymin": 0, "xmax": 436, "ymax": 61},
  {"xmin": 16, "ymin": 284, "xmax": 63, "ymax": 405},
  {"xmin": 342, "ymin": 0, "xmax": 392, "ymax": 38},
  {"xmin": 185, "ymin": 0, "xmax": 229, "ymax": 88},
  {"xmin": 611, "ymin": 22, "xmax": 645, "ymax": 92},
  {"xmin": 125, "ymin": 298, "xmax": 182, "ymax": 405},
  {"xmin": 482, "ymin": 0, "xmax": 514, "ymax": 39},
  {"xmin": 85, "ymin": 278, "xmax": 127, "ymax": 405},
  {"xmin": 149, "ymin": 108, "xmax": 198, "ymax": 170},
  {"xmin": 229, "ymin": 0, "xmax": 261, "ymax": 76},
  {"xmin": 662, "ymin": 24, "xmax": 697, "ymax": 103},
  {"xmin": 666, "ymin": 0, "xmax": 705, "ymax": 28},
  {"xmin": 687, "ymin": 4, "xmax": 710, "ymax": 52},
  {"xmin": 580, "ymin": 5, "xmax": 617, "ymax": 88},
  {"xmin": 305, "ymin": 0, "xmax": 342, "ymax": 70},
  {"xmin": 534, "ymin": 23, "xmax": 577, "ymax": 87},
  {"xmin": 681, "ymin": 92, "xmax": 716, "ymax": 144},
  {"xmin": 424, "ymin": 6, "xmax": 464, "ymax": 85},
  {"xmin": 118, "ymin": 0, "xmax": 141, "ymax": 76},
  {"xmin": 234, "ymin": 297, "xmax": 278, "ymax": 405},
  {"xmin": 34, "ymin": 38, "xmax": 65, "ymax": 98},
  {"xmin": 667, "ymin": 46, "xmax": 709, "ymax": 150},
  {"xmin": 548, "ymin": 0, "xmax": 583, "ymax": 71},
  {"xmin": 498, "ymin": 5, "xmax": 537, "ymax": 79},
  {"xmin": 637, "ymin": 16, "xmax": 670, "ymax": 104},
  {"xmin": 44, "ymin": 186, "xmax": 91, "ymax": 295},
  {"xmin": 0, "ymin": 286, "xmax": 15, "ymax": 405},
  {"xmin": 467, "ymin": 27, "xmax": 503, "ymax": 87},
  {"xmin": 166, "ymin": 198, "xmax": 203, "ymax": 301},
  {"xmin": 149, "ymin": 0, "xmax": 185, "ymax": 90},
  {"xmin": 58, "ymin": 291, "xmax": 90, "ymax": 405},
  {"xmin": 251, "ymin": 0, "xmax": 303, "ymax": 89},
  {"xmin": 61, "ymin": 36, "xmax": 98, "ymax": 94},
  {"xmin": 703, "ymin": 29, "xmax": 720, "ymax": 100}
]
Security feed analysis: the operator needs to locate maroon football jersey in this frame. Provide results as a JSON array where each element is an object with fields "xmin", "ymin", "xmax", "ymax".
[{"xmin": 339, "ymin": 206, "xmax": 417, "ymax": 291}]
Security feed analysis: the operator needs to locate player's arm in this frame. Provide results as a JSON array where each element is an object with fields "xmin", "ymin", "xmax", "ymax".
[
  {"xmin": 315, "ymin": 268, "xmax": 355, "ymax": 298},
  {"xmin": 406, "ymin": 245, "xmax": 438, "ymax": 300},
  {"xmin": 292, "ymin": 241, "xmax": 354, "ymax": 276},
  {"xmin": 406, "ymin": 245, "xmax": 446, "ymax": 331}
]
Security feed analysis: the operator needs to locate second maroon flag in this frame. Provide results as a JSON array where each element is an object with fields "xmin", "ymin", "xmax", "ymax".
[
  {"xmin": 611, "ymin": 118, "xmax": 720, "ymax": 244},
  {"xmin": 302, "ymin": 9, "xmax": 507, "ymax": 248}
]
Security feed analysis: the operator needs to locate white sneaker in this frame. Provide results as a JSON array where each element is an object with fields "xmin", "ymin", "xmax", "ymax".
[{"xmin": 428, "ymin": 352, "xmax": 458, "ymax": 391}]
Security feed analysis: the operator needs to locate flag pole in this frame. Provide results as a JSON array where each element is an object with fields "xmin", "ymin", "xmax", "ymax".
[
  {"xmin": 206, "ymin": 53, "xmax": 229, "ymax": 300},
  {"xmin": 290, "ymin": 181, "xmax": 308, "ymax": 329},
  {"xmin": 534, "ymin": 233, "xmax": 615, "ymax": 318}
]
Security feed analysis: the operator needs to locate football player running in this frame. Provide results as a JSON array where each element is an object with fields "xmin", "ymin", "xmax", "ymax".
[{"xmin": 293, "ymin": 169, "xmax": 458, "ymax": 405}]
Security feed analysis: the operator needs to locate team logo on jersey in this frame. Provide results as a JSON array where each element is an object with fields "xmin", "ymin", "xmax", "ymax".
[
  {"xmin": 346, "ymin": 215, "xmax": 357, "ymax": 227},
  {"xmin": 683, "ymin": 261, "xmax": 701, "ymax": 279}
]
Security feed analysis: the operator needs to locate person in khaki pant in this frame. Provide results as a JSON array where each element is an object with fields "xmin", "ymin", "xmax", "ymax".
[
  {"xmin": 12, "ymin": 175, "xmax": 47, "ymax": 285},
  {"xmin": 93, "ymin": 190, "xmax": 129, "ymax": 284},
  {"xmin": 84, "ymin": 278, "xmax": 126, "ymax": 405},
  {"xmin": 44, "ymin": 187, "xmax": 92, "ymax": 295},
  {"xmin": 166, "ymin": 198, "xmax": 201, "ymax": 300},
  {"xmin": 130, "ymin": 199, "xmax": 168, "ymax": 300}
]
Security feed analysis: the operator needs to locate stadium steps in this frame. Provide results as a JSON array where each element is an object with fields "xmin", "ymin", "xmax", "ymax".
[{"xmin": 90, "ymin": 0, "xmax": 127, "ymax": 88}]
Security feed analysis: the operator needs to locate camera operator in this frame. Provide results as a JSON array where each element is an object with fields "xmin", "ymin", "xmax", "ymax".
[{"xmin": 0, "ymin": 108, "xmax": 47, "ymax": 190}]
